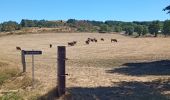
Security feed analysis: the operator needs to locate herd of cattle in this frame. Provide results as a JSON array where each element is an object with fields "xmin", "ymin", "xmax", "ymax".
[
  {"xmin": 67, "ymin": 38, "xmax": 118, "ymax": 46},
  {"xmin": 16, "ymin": 38, "xmax": 118, "ymax": 50}
]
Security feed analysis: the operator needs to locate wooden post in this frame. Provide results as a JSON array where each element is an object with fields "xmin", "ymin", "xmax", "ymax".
[
  {"xmin": 57, "ymin": 46, "xmax": 66, "ymax": 96},
  {"xmin": 32, "ymin": 51, "xmax": 35, "ymax": 88},
  {"xmin": 21, "ymin": 50, "xmax": 26, "ymax": 72}
]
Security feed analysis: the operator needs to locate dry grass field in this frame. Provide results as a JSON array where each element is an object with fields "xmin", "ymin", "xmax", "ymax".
[{"xmin": 1, "ymin": 33, "xmax": 170, "ymax": 99}]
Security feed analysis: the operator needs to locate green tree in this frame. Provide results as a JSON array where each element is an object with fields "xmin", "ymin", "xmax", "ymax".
[
  {"xmin": 114, "ymin": 26, "xmax": 122, "ymax": 32},
  {"xmin": 142, "ymin": 26, "xmax": 149, "ymax": 35},
  {"xmin": 1, "ymin": 21, "xmax": 20, "ymax": 32},
  {"xmin": 20, "ymin": 19, "xmax": 27, "ymax": 27},
  {"xmin": 99, "ymin": 24, "xmax": 110, "ymax": 33},
  {"xmin": 148, "ymin": 21, "xmax": 160, "ymax": 37},
  {"xmin": 67, "ymin": 19, "xmax": 77, "ymax": 24},
  {"xmin": 0, "ymin": 24, "xmax": 2, "ymax": 32},
  {"xmin": 163, "ymin": 20, "xmax": 170, "ymax": 37},
  {"xmin": 163, "ymin": 5, "xmax": 170, "ymax": 13},
  {"xmin": 135, "ymin": 25, "xmax": 143, "ymax": 36},
  {"xmin": 125, "ymin": 26, "xmax": 134, "ymax": 35},
  {"xmin": 37, "ymin": 20, "xmax": 46, "ymax": 27},
  {"xmin": 20, "ymin": 19, "xmax": 36, "ymax": 27}
]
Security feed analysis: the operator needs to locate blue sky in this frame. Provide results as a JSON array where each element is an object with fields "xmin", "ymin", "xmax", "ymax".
[{"xmin": 0, "ymin": 0, "xmax": 169, "ymax": 23}]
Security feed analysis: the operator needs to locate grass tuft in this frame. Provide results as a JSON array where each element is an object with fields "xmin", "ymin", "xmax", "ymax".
[{"xmin": 1, "ymin": 92, "xmax": 23, "ymax": 100}]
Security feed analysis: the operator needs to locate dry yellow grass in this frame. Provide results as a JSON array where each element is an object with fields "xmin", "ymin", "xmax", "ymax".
[{"xmin": 0, "ymin": 33, "xmax": 170, "ymax": 99}]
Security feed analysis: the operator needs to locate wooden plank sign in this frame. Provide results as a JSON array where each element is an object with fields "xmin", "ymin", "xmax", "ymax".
[{"xmin": 24, "ymin": 50, "xmax": 42, "ymax": 55}]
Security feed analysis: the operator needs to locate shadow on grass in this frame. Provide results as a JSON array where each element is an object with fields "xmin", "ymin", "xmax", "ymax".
[
  {"xmin": 37, "ymin": 77, "xmax": 170, "ymax": 99},
  {"xmin": 38, "ymin": 87, "xmax": 59, "ymax": 100},
  {"xmin": 62, "ymin": 80, "xmax": 170, "ymax": 100},
  {"xmin": 106, "ymin": 60, "xmax": 170, "ymax": 76},
  {"xmin": 38, "ymin": 60, "xmax": 170, "ymax": 100}
]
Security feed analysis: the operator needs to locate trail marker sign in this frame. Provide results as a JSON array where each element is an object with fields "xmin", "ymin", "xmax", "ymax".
[
  {"xmin": 24, "ymin": 51, "xmax": 42, "ymax": 55},
  {"xmin": 21, "ymin": 50, "xmax": 42, "ymax": 88}
]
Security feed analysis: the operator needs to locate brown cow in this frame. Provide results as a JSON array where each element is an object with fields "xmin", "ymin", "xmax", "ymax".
[
  {"xmin": 73, "ymin": 41, "xmax": 77, "ymax": 45},
  {"xmin": 91, "ymin": 39, "xmax": 94, "ymax": 42},
  {"xmin": 68, "ymin": 41, "xmax": 77, "ymax": 46},
  {"xmin": 85, "ymin": 40, "xmax": 90, "ymax": 44},
  {"xmin": 68, "ymin": 42, "xmax": 75, "ymax": 46},
  {"xmin": 111, "ymin": 39, "xmax": 118, "ymax": 42},
  {"xmin": 50, "ymin": 44, "xmax": 52, "ymax": 48},
  {"xmin": 87, "ymin": 38, "xmax": 91, "ymax": 41},
  {"xmin": 101, "ymin": 38, "xmax": 104, "ymax": 41},
  {"xmin": 94, "ymin": 38, "xmax": 97, "ymax": 42},
  {"xmin": 16, "ymin": 46, "xmax": 21, "ymax": 51}
]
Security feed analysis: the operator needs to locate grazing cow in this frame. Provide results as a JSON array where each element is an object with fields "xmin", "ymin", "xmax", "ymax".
[
  {"xmin": 85, "ymin": 40, "xmax": 90, "ymax": 44},
  {"xmin": 73, "ymin": 41, "xmax": 77, "ymax": 45},
  {"xmin": 16, "ymin": 46, "xmax": 21, "ymax": 51},
  {"xmin": 68, "ymin": 42, "xmax": 75, "ymax": 46},
  {"xmin": 111, "ymin": 39, "xmax": 118, "ymax": 42},
  {"xmin": 94, "ymin": 38, "xmax": 97, "ymax": 42},
  {"xmin": 50, "ymin": 44, "xmax": 52, "ymax": 48},
  {"xmin": 87, "ymin": 38, "xmax": 91, "ymax": 41},
  {"xmin": 101, "ymin": 38, "xmax": 104, "ymax": 41},
  {"xmin": 91, "ymin": 39, "xmax": 94, "ymax": 42}
]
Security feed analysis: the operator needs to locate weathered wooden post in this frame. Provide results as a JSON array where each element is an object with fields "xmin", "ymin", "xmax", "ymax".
[
  {"xmin": 21, "ymin": 50, "xmax": 26, "ymax": 72},
  {"xmin": 32, "ymin": 50, "xmax": 35, "ymax": 89},
  {"xmin": 57, "ymin": 46, "xmax": 66, "ymax": 96}
]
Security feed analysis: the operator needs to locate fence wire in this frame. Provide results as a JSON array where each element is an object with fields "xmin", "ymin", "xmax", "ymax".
[{"xmin": 7, "ymin": 46, "xmax": 170, "ymax": 90}]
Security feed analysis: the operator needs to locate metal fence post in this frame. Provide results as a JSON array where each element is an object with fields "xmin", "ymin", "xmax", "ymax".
[{"xmin": 57, "ymin": 46, "xmax": 66, "ymax": 96}]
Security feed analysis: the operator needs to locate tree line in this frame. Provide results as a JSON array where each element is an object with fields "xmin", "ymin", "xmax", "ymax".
[
  {"xmin": 0, "ymin": 19, "xmax": 169, "ymax": 37},
  {"xmin": 0, "ymin": 19, "xmax": 65, "ymax": 32}
]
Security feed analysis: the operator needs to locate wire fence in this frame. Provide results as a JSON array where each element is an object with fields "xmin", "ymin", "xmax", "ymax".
[{"xmin": 3, "ymin": 45, "xmax": 170, "ymax": 92}]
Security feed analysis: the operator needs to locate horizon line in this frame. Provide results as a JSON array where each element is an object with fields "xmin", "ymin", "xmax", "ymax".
[{"xmin": 0, "ymin": 18, "xmax": 169, "ymax": 23}]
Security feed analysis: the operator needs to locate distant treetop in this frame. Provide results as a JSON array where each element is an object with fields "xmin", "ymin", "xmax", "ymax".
[{"xmin": 163, "ymin": 5, "xmax": 170, "ymax": 14}]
